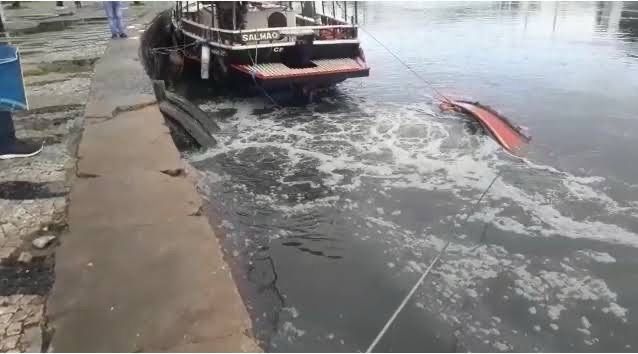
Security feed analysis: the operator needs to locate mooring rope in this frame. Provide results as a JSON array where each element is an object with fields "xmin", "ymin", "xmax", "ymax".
[
  {"xmin": 359, "ymin": 27, "xmax": 454, "ymax": 105},
  {"xmin": 365, "ymin": 171, "xmax": 501, "ymax": 353},
  {"xmin": 149, "ymin": 41, "xmax": 198, "ymax": 55},
  {"xmin": 248, "ymin": 47, "xmax": 281, "ymax": 108}
]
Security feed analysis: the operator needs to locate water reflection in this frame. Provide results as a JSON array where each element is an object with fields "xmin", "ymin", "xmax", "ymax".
[{"xmin": 619, "ymin": 2, "xmax": 638, "ymax": 38}]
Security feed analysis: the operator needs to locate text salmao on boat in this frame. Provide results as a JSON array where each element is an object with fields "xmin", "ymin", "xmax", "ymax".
[{"xmin": 171, "ymin": 1, "xmax": 370, "ymax": 90}]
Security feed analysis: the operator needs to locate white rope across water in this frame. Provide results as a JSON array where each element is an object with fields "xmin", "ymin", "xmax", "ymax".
[
  {"xmin": 365, "ymin": 172, "xmax": 501, "ymax": 353},
  {"xmin": 365, "ymin": 243, "xmax": 449, "ymax": 353}
]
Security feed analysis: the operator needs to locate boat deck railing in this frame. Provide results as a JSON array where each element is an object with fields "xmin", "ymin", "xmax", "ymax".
[{"xmin": 174, "ymin": 2, "xmax": 360, "ymax": 50}]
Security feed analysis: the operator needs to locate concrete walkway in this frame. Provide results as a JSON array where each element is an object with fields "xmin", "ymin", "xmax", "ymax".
[{"xmin": 46, "ymin": 34, "xmax": 258, "ymax": 352}]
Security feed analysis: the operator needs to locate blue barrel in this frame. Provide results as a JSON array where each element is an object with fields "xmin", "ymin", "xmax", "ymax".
[{"xmin": 0, "ymin": 45, "xmax": 28, "ymax": 111}]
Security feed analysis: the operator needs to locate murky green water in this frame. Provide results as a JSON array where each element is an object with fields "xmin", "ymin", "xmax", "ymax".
[{"xmin": 189, "ymin": 2, "xmax": 638, "ymax": 352}]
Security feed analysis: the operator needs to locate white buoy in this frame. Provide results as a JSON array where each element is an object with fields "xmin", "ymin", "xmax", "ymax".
[{"xmin": 201, "ymin": 44, "xmax": 210, "ymax": 79}]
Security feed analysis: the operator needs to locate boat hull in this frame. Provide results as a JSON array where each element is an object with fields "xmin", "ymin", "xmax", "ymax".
[{"xmin": 176, "ymin": 30, "xmax": 369, "ymax": 90}]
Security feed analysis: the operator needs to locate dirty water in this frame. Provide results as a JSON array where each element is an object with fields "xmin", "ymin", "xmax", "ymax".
[{"xmin": 181, "ymin": 2, "xmax": 638, "ymax": 352}]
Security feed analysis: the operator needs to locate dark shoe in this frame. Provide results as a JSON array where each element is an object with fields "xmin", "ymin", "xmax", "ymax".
[
  {"xmin": 0, "ymin": 140, "xmax": 43, "ymax": 160},
  {"xmin": 111, "ymin": 33, "xmax": 118, "ymax": 39},
  {"xmin": 119, "ymin": 33, "xmax": 128, "ymax": 38}
]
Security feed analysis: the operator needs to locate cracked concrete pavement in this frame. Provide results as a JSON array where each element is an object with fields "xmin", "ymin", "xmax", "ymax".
[
  {"xmin": 44, "ymin": 19, "xmax": 259, "ymax": 353},
  {"xmin": 1, "ymin": 3, "xmax": 175, "ymax": 352}
]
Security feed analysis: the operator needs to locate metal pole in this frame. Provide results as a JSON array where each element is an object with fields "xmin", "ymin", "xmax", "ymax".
[
  {"xmin": 232, "ymin": 2, "xmax": 236, "ymax": 30},
  {"xmin": 343, "ymin": 1, "xmax": 347, "ymax": 22},
  {"xmin": 321, "ymin": 1, "xmax": 325, "ymax": 15},
  {"xmin": 332, "ymin": 1, "xmax": 335, "ymax": 18},
  {"xmin": 354, "ymin": 1, "xmax": 358, "ymax": 24},
  {"xmin": 213, "ymin": 2, "xmax": 217, "ymax": 33}
]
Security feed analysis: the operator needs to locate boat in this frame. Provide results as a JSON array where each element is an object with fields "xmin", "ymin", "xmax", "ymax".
[
  {"xmin": 440, "ymin": 100, "xmax": 531, "ymax": 156},
  {"xmin": 170, "ymin": 1, "xmax": 370, "ymax": 93}
]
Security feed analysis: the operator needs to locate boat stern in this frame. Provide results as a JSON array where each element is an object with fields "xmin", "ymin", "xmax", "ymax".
[{"xmin": 230, "ymin": 56, "xmax": 369, "ymax": 89}]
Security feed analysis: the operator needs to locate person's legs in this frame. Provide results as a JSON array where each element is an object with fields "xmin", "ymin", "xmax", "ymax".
[
  {"xmin": 103, "ymin": 2, "xmax": 118, "ymax": 38},
  {"xmin": 0, "ymin": 111, "xmax": 42, "ymax": 159},
  {"xmin": 113, "ymin": 1, "xmax": 126, "ymax": 37},
  {"xmin": 0, "ymin": 111, "xmax": 16, "ymax": 148}
]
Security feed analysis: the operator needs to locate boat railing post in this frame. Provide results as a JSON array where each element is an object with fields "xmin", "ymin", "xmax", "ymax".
[
  {"xmin": 212, "ymin": 2, "xmax": 217, "ymax": 42},
  {"xmin": 321, "ymin": 1, "xmax": 325, "ymax": 15},
  {"xmin": 354, "ymin": 1, "xmax": 358, "ymax": 24},
  {"xmin": 232, "ymin": 1, "xmax": 236, "ymax": 30},
  {"xmin": 332, "ymin": 1, "xmax": 335, "ymax": 19},
  {"xmin": 343, "ymin": 1, "xmax": 347, "ymax": 22}
]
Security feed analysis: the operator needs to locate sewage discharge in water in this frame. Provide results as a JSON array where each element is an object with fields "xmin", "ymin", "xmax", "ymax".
[{"xmin": 139, "ymin": 2, "xmax": 638, "ymax": 352}]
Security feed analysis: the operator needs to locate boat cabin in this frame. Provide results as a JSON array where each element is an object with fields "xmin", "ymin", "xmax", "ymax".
[{"xmin": 172, "ymin": 1, "xmax": 369, "ymax": 90}]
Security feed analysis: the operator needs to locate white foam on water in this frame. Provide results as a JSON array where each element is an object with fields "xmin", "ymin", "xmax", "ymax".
[
  {"xmin": 529, "ymin": 307, "xmax": 537, "ymax": 315},
  {"xmin": 547, "ymin": 304, "xmax": 566, "ymax": 321},
  {"xmin": 281, "ymin": 321, "xmax": 306, "ymax": 339},
  {"xmin": 494, "ymin": 341, "xmax": 511, "ymax": 351},
  {"xmin": 283, "ymin": 307, "xmax": 300, "ymax": 319},
  {"xmin": 365, "ymin": 216, "xmax": 400, "ymax": 230},
  {"xmin": 395, "ymin": 234, "xmax": 630, "ymax": 348},
  {"xmin": 194, "ymin": 99, "xmax": 637, "ymax": 249},
  {"xmin": 576, "ymin": 250, "xmax": 617, "ymax": 264},
  {"xmin": 468, "ymin": 178, "xmax": 638, "ymax": 248},
  {"xmin": 602, "ymin": 302, "xmax": 628, "ymax": 321},
  {"xmin": 275, "ymin": 196, "xmax": 341, "ymax": 215},
  {"xmin": 576, "ymin": 327, "xmax": 591, "ymax": 336},
  {"xmin": 190, "ymin": 97, "xmax": 637, "ymax": 349},
  {"xmin": 220, "ymin": 219, "xmax": 234, "ymax": 230}
]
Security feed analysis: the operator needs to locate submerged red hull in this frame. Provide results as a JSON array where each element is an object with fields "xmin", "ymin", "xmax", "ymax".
[{"xmin": 443, "ymin": 100, "xmax": 530, "ymax": 156}]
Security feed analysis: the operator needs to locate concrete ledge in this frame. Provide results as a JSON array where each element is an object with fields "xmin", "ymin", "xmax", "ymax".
[{"xmin": 47, "ymin": 32, "xmax": 259, "ymax": 352}]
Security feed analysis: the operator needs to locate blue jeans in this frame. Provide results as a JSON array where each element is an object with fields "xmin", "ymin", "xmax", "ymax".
[{"xmin": 104, "ymin": 1, "xmax": 125, "ymax": 35}]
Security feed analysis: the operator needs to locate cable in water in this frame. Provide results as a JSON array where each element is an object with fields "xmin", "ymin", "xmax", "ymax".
[
  {"xmin": 359, "ymin": 27, "xmax": 453, "ymax": 105},
  {"xmin": 248, "ymin": 47, "xmax": 281, "ymax": 108},
  {"xmin": 365, "ymin": 171, "xmax": 501, "ymax": 353}
]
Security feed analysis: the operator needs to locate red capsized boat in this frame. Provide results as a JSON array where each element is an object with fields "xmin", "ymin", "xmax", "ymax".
[{"xmin": 441, "ymin": 100, "xmax": 530, "ymax": 156}]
